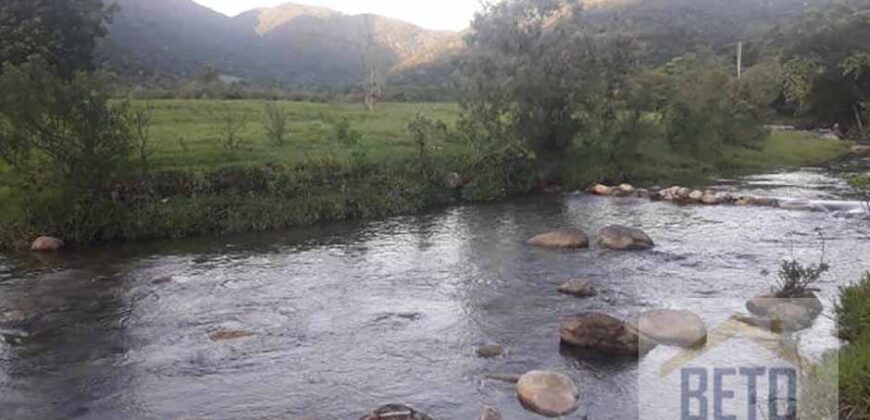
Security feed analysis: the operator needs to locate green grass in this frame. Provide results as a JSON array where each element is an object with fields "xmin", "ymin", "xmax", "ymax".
[
  {"xmin": 135, "ymin": 100, "xmax": 463, "ymax": 170},
  {"xmin": 724, "ymin": 130, "xmax": 851, "ymax": 171},
  {"xmin": 833, "ymin": 273, "xmax": 870, "ymax": 419}
]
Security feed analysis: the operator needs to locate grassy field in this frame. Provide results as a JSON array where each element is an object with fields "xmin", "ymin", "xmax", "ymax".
[
  {"xmin": 136, "ymin": 100, "xmax": 463, "ymax": 170},
  {"xmin": 0, "ymin": 99, "xmax": 854, "ymax": 248}
]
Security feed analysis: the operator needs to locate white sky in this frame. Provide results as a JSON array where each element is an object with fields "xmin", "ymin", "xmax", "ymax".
[{"xmin": 192, "ymin": 0, "xmax": 483, "ymax": 31}]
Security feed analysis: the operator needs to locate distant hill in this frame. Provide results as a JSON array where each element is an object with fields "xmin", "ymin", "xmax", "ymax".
[
  {"xmin": 99, "ymin": 0, "xmax": 462, "ymax": 85},
  {"xmin": 98, "ymin": 0, "xmax": 836, "ymax": 87}
]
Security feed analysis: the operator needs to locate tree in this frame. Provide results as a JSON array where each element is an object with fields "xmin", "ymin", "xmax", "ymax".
[
  {"xmin": 0, "ymin": 59, "xmax": 132, "ymax": 194},
  {"xmin": 0, "ymin": 0, "xmax": 113, "ymax": 77}
]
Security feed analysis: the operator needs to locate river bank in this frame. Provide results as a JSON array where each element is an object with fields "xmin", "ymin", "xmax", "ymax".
[{"xmin": 0, "ymin": 117, "xmax": 853, "ymax": 250}]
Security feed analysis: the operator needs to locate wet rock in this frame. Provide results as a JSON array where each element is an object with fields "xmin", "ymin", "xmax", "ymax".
[
  {"xmin": 688, "ymin": 190, "xmax": 704, "ymax": 202},
  {"xmin": 558, "ymin": 280, "xmax": 597, "ymax": 298},
  {"xmin": 485, "ymin": 373, "xmax": 522, "ymax": 383},
  {"xmin": 851, "ymin": 145, "xmax": 870, "ymax": 157},
  {"xmin": 618, "ymin": 183, "xmax": 635, "ymax": 194},
  {"xmin": 31, "ymin": 236, "xmax": 64, "ymax": 252},
  {"xmin": 598, "ymin": 225, "xmax": 654, "ymax": 250},
  {"xmin": 527, "ymin": 229, "xmax": 589, "ymax": 249},
  {"xmin": 700, "ymin": 192, "xmax": 721, "ymax": 205},
  {"xmin": 444, "ymin": 172, "xmax": 463, "ymax": 189},
  {"xmin": 477, "ymin": 343, "xmax": 505, "ymax": 358},
  {"xmin": 151, "ymin": 276, "xmax": 174, "ymax": 285},
  {"xmin": 767, "ymin": 303, "xmax": 814, "ymax": 330},
  {"xmin": 746, "ymin": 292, "xmax": 823, "ymax": 319},
  {"xmin": 478, "ymin": 406, "xmax": 501, "ymax": 420},
  {"xmin": 590, "ymin": 184, "xmax": 613, "ymax": 196},
  {"xmin": 516, "ymin": 370, "xmax": 579, "ymax": 417},
  {"xmin": 360, "ymin": 404, "xmax": 433, "ymax": 420},
  {"xmin": 560, "ymin": 312, "xmax": 655, "ymax": 356},
  {"xmin": 636, "ymin": 309, "xmax": 707, "ymax": 348},
  {"xmin": 208, "ymin": 329, "xmax": 254, "ymax": 342},
  {"xmin": 736, "ymin": 196, "xmax": 779, "ymax": 207}
]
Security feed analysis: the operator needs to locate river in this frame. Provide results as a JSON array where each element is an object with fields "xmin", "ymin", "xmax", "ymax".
[{"xmin": 1, "ymin": 159, "xmax": 868, "ymax": 419}]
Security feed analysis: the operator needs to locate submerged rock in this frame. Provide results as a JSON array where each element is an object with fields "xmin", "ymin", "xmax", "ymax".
[
  {"xmin": 560, "ymin": 312, "xmax": 654, "ymax": 355},
  {"xmin": 527, "ymin": 229, "xmax": 589, "ymax": 249},
  {"xmin": 477, "ymin": 343, "xmax": 505, "ymax": 358},
  {"xmin": 598, "ymin": 225, "xmax": 654, "ymax": 250},
  {"xmin": 31, "ymin": 236, "xmax": 64, "ymax": 252},
  {"xmin": 636, "ymin": 309, "xmax": 707, "ymax": 348},
  {"xmin": 208, "ymin": 329, "xmax": 255, "ymax": 342},
  {"xmin": 360, "ymin": 404, "xmax": 433, "ymax": 420},
  {"xmin": 557, "ymin": 280, "xmax": 597, "ymax": 298},
  {"xmin": 736, "ymin": 196, "xmax": 779, "ymax": 207},
  {"xmin": 477, "ymin": 406, "xmax": 502, "ymax": 420},
  {"xmin": 516, "ymin": 370, "xmax": 580, "ymax": 417}
]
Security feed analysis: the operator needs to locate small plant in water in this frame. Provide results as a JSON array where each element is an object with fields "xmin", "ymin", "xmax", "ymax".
[{"xmin": 772, "ymin": 232, "xmax": 830, "ymax": 298}]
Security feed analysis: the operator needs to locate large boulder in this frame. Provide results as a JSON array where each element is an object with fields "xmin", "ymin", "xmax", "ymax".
[
  {"xmin": 476, "ymin": 343, "xmax": 504, "ymax": 358},
  {"xmin": 30, "ymin": 236, "xmax": 64, "ymax": 252},
  {"xmin": 527, "ymin": 229, "xmax": 589, "ymax": 249},
  {"xmin": 560, "ymin": 312, "xmax": 655, "ymax": 355},
  {"xmin": 636, "ymin": 309, "xmax": 707, "ymax": 348},
  {"xmin": 360, "ymin": 404, "xmax": 433, "ymax": 420},
  {"xmin": 746, "ymin": 292, "xmax": 823, "ymax": 330},
  {"xmin": 598, "ymin": 225, "xmax": 654, "ymax": 250},
  {"xmin": 558, "ymin": 279, "xmax": 597, "ymax": 298},
  {"xmin": 516, "ymin": 370, "xmax": 580, "ymax": 417},
  {"xmin": 746, "ymin": 292, "xmax": 823, "ymax": 319}
]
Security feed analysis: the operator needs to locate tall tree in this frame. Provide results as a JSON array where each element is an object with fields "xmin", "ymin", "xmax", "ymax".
[{"xmin": 0, "ymin": 0, "xmax": 113, "ymax": 77}]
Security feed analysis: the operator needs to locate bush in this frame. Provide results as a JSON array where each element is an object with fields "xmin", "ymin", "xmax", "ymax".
[
  {"xmin": 0, "ymin": 59, "xmax": 132, "ymax": 204},
  {"xmin": 773, "ymin": 258, "xmax": 830, "ymax": 298},
  {"xmin": 334, "ymin": 117, "xmax": 362, "ymax": 146},
  {"xmin": 262, "ymin": 101, "xmax": 288, "ymax": 146},
  {"xmin": 836, "ymin": 273, "xmax": 870, "ymax": 342},
  {"xmin": 839, "ymin": 331, "xmax": 870, "ymax": 419},
  {"xmin": 211, "ymin": 103, "xmax": 249, "ymax": 151}
]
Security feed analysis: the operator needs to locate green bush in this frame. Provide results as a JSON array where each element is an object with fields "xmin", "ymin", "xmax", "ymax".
[
  {"xmin": 839, "ymin": 333, "xmax": 870, "ymax": 419},
  {"xmin": 836, "ymin": 273, "xmax": 870, "ymax": 342}
]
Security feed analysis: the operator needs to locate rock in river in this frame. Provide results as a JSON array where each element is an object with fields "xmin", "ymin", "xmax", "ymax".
[
  {"xmin": 477, "ymin": 343, "xmax": 505, "ymax": 358},
  {"xmin": 558, "ymin": 280, "xmax": 597, "ymax": 298},
  {"xmin": 598, "ymin": 225, "xmax": 654, "ymax": 250},
  {"xmin": 477, "ymin": 406, "xmax": 502, "ymax": 420},
  {"xmin": 208, "ymin": 329, "xmax": 255, "ymax": 342},
  {"xmin": 516, "ymin": 370, "xmax": 580, "ymax": 417},
  {"xmin": 360, "ymin": 404, "xmax": 433, "ymax": 420},
  {"xmin": 527, "ymin": 229, "xmax": 589, "ymax": 249},
  {"xmin": 636, "ymin": 309, "xmax": 707, "ymax": 348},
  {"xmin": 31, "ymin": 236, "xmax": 64, "ymax": 252},
  {"xmin": 560, "ymin": 312, "xmax": 654, "ymax": 355},
  {"xmin": 746, "ymin": 292, "xmax": 823, "ymax": 331}
]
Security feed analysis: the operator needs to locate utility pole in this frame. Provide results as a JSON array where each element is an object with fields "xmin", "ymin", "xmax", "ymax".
[{"xmin": 737, "ymin": 41, "xmax": 743, "ymax": 79}]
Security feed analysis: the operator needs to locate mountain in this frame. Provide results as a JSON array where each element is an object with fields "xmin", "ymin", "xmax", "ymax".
[
  {"xmin": 99, "ymin": 0, "xmax": 462, "ymax": 85},
  {"xmin": 98, "ymin": 0, "xmax": 836, "ymax": 88}
]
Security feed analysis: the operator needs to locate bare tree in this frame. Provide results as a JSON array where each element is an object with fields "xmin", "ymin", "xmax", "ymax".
[{"xmin": 358, "ymin": 15, "xmax": 382, "ymax": 111}]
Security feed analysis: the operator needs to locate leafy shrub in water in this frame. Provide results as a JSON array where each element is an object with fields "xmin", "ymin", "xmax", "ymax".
[{"xmin": 773, "ymin": 258, "xmax": 830, "ymax": 298}]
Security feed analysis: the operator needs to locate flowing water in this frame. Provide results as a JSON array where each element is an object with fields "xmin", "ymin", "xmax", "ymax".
[{"xmin": 1, "ymin": 159, "xmax": 869, "ymax": 419}]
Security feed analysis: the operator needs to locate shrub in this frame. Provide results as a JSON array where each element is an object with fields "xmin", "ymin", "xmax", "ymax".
[
  {"xmin": 0, "ymin": 59, "xmax": 133, "ymax": 195},
  {"xmin": 334, "ymin": 117, "xmax": 362, "ymax": 147},
  {"xmin": 772, "ymin": 258, "xmax": 830, "ymax": 298},
  {"xmin": 212, "ymin": 103, "xmax": 249, "ymax": 151},
  {"xmin": 839, "ymin": 329, "xmax": 870, "ymax": 419},
  {"xmin": 836, "ymin": 273, "xmax": 870, "ymax": 342},
  {"xmin": 262, "ymin": 101, "xmax": 288, "ymax": 147}
]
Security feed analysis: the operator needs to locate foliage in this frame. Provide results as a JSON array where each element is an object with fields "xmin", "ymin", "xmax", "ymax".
[
  {"xmin": 334, "ymin": 117, "xmax": 362, "ymax": 147},
  {"xmin": 0, "ymin": 0, "xmax": 112, "ymax": 77},
  {"xmin": 262, "ymin": 101, "xmax": 289, "ymax": 147},
  {"xmin": 0, "ymin": 59, "xmax": 132, "ymax": 194},
  {"xmin": 836, "ymin": 273, "xmax": 870, "ymax": 342},
  {"xmin": 768, "ymin": 0, "xmax": 870, "ymax": 134},
  {"xmin": 773, "ymin": 258, "xmax": 830, "ymax": 297},
  {"xmin": 211, "ymin": 103, "xmax": 250, "ymax": 151},
  {"xmin": 129, "ymin": 102, "xmax": 154, "ymax": 178},
  {"xmin": 847, "ymin": 174, "xmax": 870, "ymax": 211},
  {"xmin": 407, "ymin": 112, "xmax": 448, "ymax": 166}
]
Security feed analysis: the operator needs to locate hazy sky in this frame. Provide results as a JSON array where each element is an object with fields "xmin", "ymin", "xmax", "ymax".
[{"xmin": 192, "ymin": 0, "xmax": 483, "ymax": 30}]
